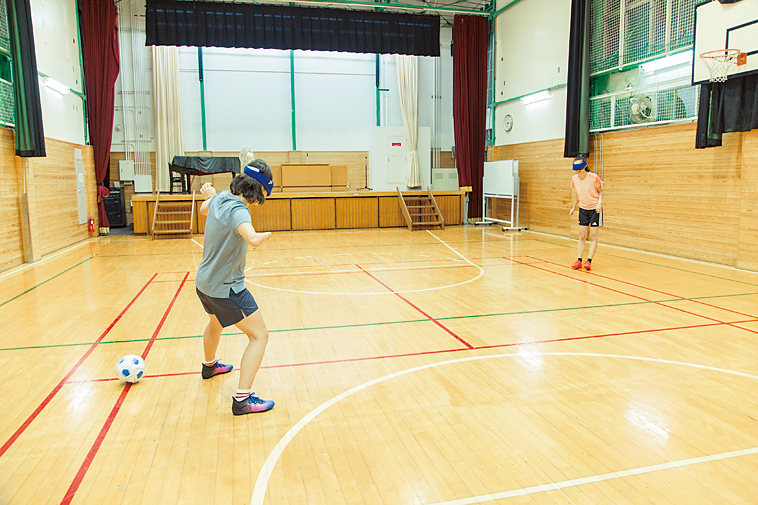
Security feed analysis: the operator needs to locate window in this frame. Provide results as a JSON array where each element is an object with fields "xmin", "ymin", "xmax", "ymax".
[
  {"xmin": 588, "ymin": 0, "xmax": 705, "ymax": 132},
  {"xmin": 0, "ymin": 0, "xmax": 13, "ymax": 127}
]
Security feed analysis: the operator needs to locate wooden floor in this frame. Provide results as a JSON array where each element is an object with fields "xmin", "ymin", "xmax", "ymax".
[{"xmin": 1, "ymin": 227, "xmax": 757, "ymax": 505}]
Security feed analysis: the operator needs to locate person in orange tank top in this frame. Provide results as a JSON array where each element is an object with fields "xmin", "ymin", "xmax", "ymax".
[{"xmin": 569, "ymin": 154, "xmax": 603, "ymax": 271}]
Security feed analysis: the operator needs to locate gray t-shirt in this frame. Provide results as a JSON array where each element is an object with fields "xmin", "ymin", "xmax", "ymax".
[{"xmin": 195, "ymin": 191, "xmax": 252, "ymax": 298}]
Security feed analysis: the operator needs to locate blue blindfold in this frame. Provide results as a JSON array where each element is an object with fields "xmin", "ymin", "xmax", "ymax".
[{"xmin": 243, "ymin": 165, "xmax": 274, "ymax": 196}]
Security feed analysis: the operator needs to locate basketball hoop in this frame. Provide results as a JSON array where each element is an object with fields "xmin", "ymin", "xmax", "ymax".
[{"xmin": 700, "ymin": 49, "xmax": 741, "ymax": 82}]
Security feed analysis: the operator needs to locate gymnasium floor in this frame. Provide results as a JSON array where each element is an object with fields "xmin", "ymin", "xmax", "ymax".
[{"xmin": 1, "ymin": 226, "xmax": 757, "ymax": 505}]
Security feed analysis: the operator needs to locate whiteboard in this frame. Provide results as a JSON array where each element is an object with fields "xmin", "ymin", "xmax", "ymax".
[{"xmin": 483, "ymin": 160, "xmax": 518, "ymax": 196}]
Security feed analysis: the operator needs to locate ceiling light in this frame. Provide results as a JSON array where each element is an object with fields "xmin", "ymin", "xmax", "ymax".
[
  {"xmin": 521, "ymin": 90, "xmax": 551, "ymax": 105},
  {"xmin": 44, "ymin": 77, "xmax": 70, "ymax": 95},
  {"xmin": 640, "ymin": 51, "xmax": 693, "ymax": 73}
]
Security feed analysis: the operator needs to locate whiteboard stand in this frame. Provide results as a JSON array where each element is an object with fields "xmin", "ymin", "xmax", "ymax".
[{"xmin": 481, "ymin": 160, "xmax": 525, "ymax": 232}]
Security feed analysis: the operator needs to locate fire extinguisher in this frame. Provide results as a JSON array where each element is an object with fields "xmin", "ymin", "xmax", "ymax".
[{"xmin": 88, "ymin": 215, "xmax": 95, "ymax": 233}]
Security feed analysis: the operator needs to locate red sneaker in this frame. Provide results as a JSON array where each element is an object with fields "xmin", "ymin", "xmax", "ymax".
[
  {"xmin": 584, "ymin": 260, "xmax": 592, "ymax": 271},
  {"xmin": 571, "ymin": 260, "xmax": 582, "ymax": 270}
]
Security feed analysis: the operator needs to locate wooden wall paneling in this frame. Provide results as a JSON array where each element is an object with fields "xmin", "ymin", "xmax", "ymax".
[
  {"xmin": 133, "ymin": 199, "xmax": 148, "ymax": 234},
  {"xmin": 33, "ymin": 140, "xmax": 93, "ymax": 256},
  {"xmin": 0, "ymin": 128, "xmax": 23, "ymax": 271},
  {"xmin": 435, "ymin": 195, "xmax": 462, "ymax": 225},
  {"xmin": 249, "ymin": 199, "xmax": 292, "ymax": 232},
  {"xmin": 336, "ymin": 197, "xmax": 378, "ymax": 229},
  {"xmin": 491, "ymin": 138, "xmax": 569, "ymax": 237},
  {"xmin": 291, "ymin": 198, "xmax": 335, "ymax": 230},
  {"xmin": 490, "ymin": 123, "xmax": 754, "ymax": 269},
  {"xmin": 737, "ymin": 130, "xmax": 758, "ymax": 271},
  {"xmin": 379, "ymin": 196, "xmax": 405, "ymax": 228}
]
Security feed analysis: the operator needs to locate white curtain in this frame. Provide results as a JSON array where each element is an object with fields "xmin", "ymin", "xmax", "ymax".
[
  {"xmin": 396, "ymin": 55, "xmax": 421, "ymax": 188},
  {"xmin": 152, "ymin": 46, "xmax": 184, "ymax": 192}
]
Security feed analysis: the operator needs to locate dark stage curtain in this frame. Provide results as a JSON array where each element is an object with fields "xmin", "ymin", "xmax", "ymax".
[
  {"xmin": 696, "ymin": 74, "xmax": 758, "ymax": 149},
  {"xmin": 146, "ymin": 0, "xmax": 440, "ymax": 57},
  {"xmin": 8, "ymin": 0, "xmax": 45, "ymax": 157},
  {"xmin": 452, "ymin": 14, "xmax": 488, "ymax": 220},
  {"xmin": 564, "ymin": 0, "xmax": 590, "ymax": 158},
  {"xmin": 80, "ymin": 0, "xmax": 120, "ymax": 231}
]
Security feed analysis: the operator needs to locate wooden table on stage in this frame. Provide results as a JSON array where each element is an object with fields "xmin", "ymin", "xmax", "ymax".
[{"xmin": 131, "ymin": 190, "xmax": 466, "ymax": 234}]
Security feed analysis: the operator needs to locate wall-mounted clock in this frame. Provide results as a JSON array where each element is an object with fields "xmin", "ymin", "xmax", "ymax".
[{"xmin": 503, "ymin": 114, "xmax": 513, "ymax": 132}]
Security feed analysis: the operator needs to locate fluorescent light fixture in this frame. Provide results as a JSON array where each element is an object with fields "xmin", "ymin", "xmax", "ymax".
[
  {"xmin": 43, "ymin": 77, "xmax": 70, "ymax": 95},
  {"xmin": 640, "ymin": 51, "xmax": 693, "ymax": 73},
  {"xmin": 521, "ymin": 90, "xmax": 551, "ymax": 105}
]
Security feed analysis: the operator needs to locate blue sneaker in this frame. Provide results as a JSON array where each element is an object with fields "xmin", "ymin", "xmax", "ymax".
[
  {"xmin": 201, "ymin": 361, "xmax": 233, "ymax": 379},
  {"xmin": 232, "ymin": 394, "xmax": 274, "ymax": 415}
]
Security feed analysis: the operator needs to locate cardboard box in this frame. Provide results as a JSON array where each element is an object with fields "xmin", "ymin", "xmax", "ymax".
[
  {"xmin": 331, "ymin": 186, "xmax": 348, "ymax": 192},
  {"xmin": 281, "ymin": 164, "xmax": 331, "ymax": 187},
  {"xmin": 282, "ymin": 186, "xmax": 332, "ymax": 193},
  {"xmin": 331, "ymin": 166, "xmax": 348, "ymax": 186}
]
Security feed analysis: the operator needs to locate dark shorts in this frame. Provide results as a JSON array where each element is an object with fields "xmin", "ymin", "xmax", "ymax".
[
  {"xmin": 196, "ymin": 287, "xmax": 259, "ymax": 328},
  {"xmin": 578, "ymin": 208, "xmax": 603, "ymax": 227}
]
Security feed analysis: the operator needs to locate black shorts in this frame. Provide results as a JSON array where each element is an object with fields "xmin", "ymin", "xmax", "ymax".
[
  {"xmin": 196, "ymin": 287, "xmax": 259, "ymax": 328},
  {"xmin": 578, "ymin": 208, "xmax": 603, "ymax": 227}
]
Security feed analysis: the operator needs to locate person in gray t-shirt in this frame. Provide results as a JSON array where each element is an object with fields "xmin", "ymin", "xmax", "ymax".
[{"xmin": 195, "ymin": 159, "xmax": 276, "ymax": 415}]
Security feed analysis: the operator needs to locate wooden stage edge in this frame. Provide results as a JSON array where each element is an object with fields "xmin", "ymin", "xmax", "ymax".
[{"xmin": 131, "ymin": 189, "xmax": 467, "ymax": 235}]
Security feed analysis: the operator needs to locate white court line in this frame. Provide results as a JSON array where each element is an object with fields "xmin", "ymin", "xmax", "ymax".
[
  {"xmin": 243, "ymin": 262, "xmax": 476, "ymax": 278},
  {"xmin": 191, "ymin": 238, "xmax": 204, "ymax": 249},
  {"xmin": 425, "ymin": 446, "xmax": 758, "ymax": 504},
  {"xmin": 295, "ymin": 256, "xmax": 312, "ymax": 259},
  {"xmin": 0, "ymin": 239, "xmax": 93, "ymax": 281},
  {"xmin": 250, "ymin": 352, "xmax": 758, "ymax": 505},
  {"xmin": 244, "ymin": 231, "xmax": 484, "ymax": 295},
  {"xmin": 263, "ymin": 260, "xmax": 277, "ymax": 265}
]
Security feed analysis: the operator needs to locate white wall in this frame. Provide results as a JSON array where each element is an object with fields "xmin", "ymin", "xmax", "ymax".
[
  {"xmin": 174, "ymin": 27, "xmax": 454, "ymax": 154},
  {"xmin": 493, "ymin": 0, "xmax": 571, "ymax": 146},
  {"xmin": 29, "ymin": 0, "xmax": 86, "ymax": 145}
]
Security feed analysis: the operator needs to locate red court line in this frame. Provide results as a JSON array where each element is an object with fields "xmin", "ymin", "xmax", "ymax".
[
  {"xmin": 60, "ymin": 272, "xmax": 190, "ymax": 505},
  {"xmin": 505, "ymin": 257, "xmax": 727, "ymax": 325},
  {"xmin": 0, "ymin": 273, "xmax": 158, "ymax": 459},
  {"xmin": 355, "ymin": 264, "xmax": 474, "ymax": 349},
  {"xmin": 522, "ymin": 254, "xmax": 758, "ymax": 321},
  {"xmin": 62, "ymin": 316, "xmax": 758, "ymax": 384},
  {"xmin": 60, "ymin": 385, "xmax": 131, "ymax": 505}
]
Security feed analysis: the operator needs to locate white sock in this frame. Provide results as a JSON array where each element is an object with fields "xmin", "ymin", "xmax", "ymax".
[
  {"xmin": 235, "ymin": 389, "xmax": 252, "ymax": 401},
  {"xmin": 203, "ymin": 359, "xmax": 217, "ymax": 367}
]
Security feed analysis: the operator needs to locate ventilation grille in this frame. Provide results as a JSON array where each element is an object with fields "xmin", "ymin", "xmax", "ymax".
[{"xmin": 590, "ymin": 76, "xmax": 697, "ymax": 132}]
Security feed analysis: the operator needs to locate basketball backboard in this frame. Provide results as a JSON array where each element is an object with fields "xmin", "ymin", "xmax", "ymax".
[{"xmin": 692, "ymin": 0, "xmax": 758, "ymax": 84}]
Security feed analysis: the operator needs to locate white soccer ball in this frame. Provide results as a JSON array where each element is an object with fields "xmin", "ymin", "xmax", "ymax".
[{"xmin": 116, "ymin": 355, "xmax": 146, "ymax": 383}]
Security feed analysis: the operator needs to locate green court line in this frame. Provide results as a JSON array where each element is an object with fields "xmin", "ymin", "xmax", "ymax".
[
  {"xmin": 0, "ymin": 257, "xmax": 92, "ymax": 309},
  {"xmin": 523, "ymin": 236, "xmax": 758, "ymax": 287},
  {"xmin": 4, "ymin": 292, "xmax": 755, "ymax": 352}
]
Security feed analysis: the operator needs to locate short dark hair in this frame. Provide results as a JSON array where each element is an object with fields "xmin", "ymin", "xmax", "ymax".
[{"xmin": 230, "ymin": 159, "xmax": 273, "ymax": 205}]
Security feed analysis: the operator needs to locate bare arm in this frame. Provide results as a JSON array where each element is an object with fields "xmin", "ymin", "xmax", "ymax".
[
  {"xmin": 237, "ymin": 221, "xmax": 271, "ymax": 248},
  {"xmin": 596, "ymin": 186, "xmax": 603, "ymax": 212},
  {"xmin": 569, "ymin": 191, "xmax": 579, "ymax": 215},
  {"xmin": 199, "ymin": 182, "xmax": 216, "ymax": 216}
]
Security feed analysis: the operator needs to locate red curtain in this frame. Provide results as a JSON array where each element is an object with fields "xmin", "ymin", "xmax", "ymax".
[
  {"xmin": 80, "ymin": 0, "xmax": 119, "ymax": 230},
  {"xmin": 452, "ymin": 15, "xmax": 488, "ymax": 220}
]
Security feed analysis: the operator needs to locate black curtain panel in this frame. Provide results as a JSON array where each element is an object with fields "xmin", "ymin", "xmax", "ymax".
[
  {"xmin": 8, "ymin": 0, "xmax": 45, "ymax": 157},
  {"xmin": 696, "ymin": 74, "xmax": 758, "ymax": 149},
  {"xmin": 146, "ymin": 0, "xmax": 440, "ymax": 57},
  {"xmin": 564, "ymin": 0, "xmax": 590, "ymax": 158}
]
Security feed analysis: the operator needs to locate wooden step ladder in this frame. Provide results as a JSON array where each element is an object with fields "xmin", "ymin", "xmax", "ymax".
[
  {"xmin": 151, "ymin": 191, "xmax": 196, "ymax": 239},
  {"xmin": 397, "ymin": 187, "xmax": 444, "ymax": 231}
]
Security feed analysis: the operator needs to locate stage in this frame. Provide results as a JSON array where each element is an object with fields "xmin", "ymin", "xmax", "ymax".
[{"xmin": 131, "ymin": 189, "xmax": 466, "ymax": 234}]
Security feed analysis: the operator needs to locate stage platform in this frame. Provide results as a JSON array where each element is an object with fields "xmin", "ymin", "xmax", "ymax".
[{"xmin": 131, "ymin": 189, "xmax": 466, "ymax": 234}]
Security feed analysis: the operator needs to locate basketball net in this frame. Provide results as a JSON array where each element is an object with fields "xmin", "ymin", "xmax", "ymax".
[{"xmin": 700, "ymin": 49, "xmax": 741, "ymax": 82}]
